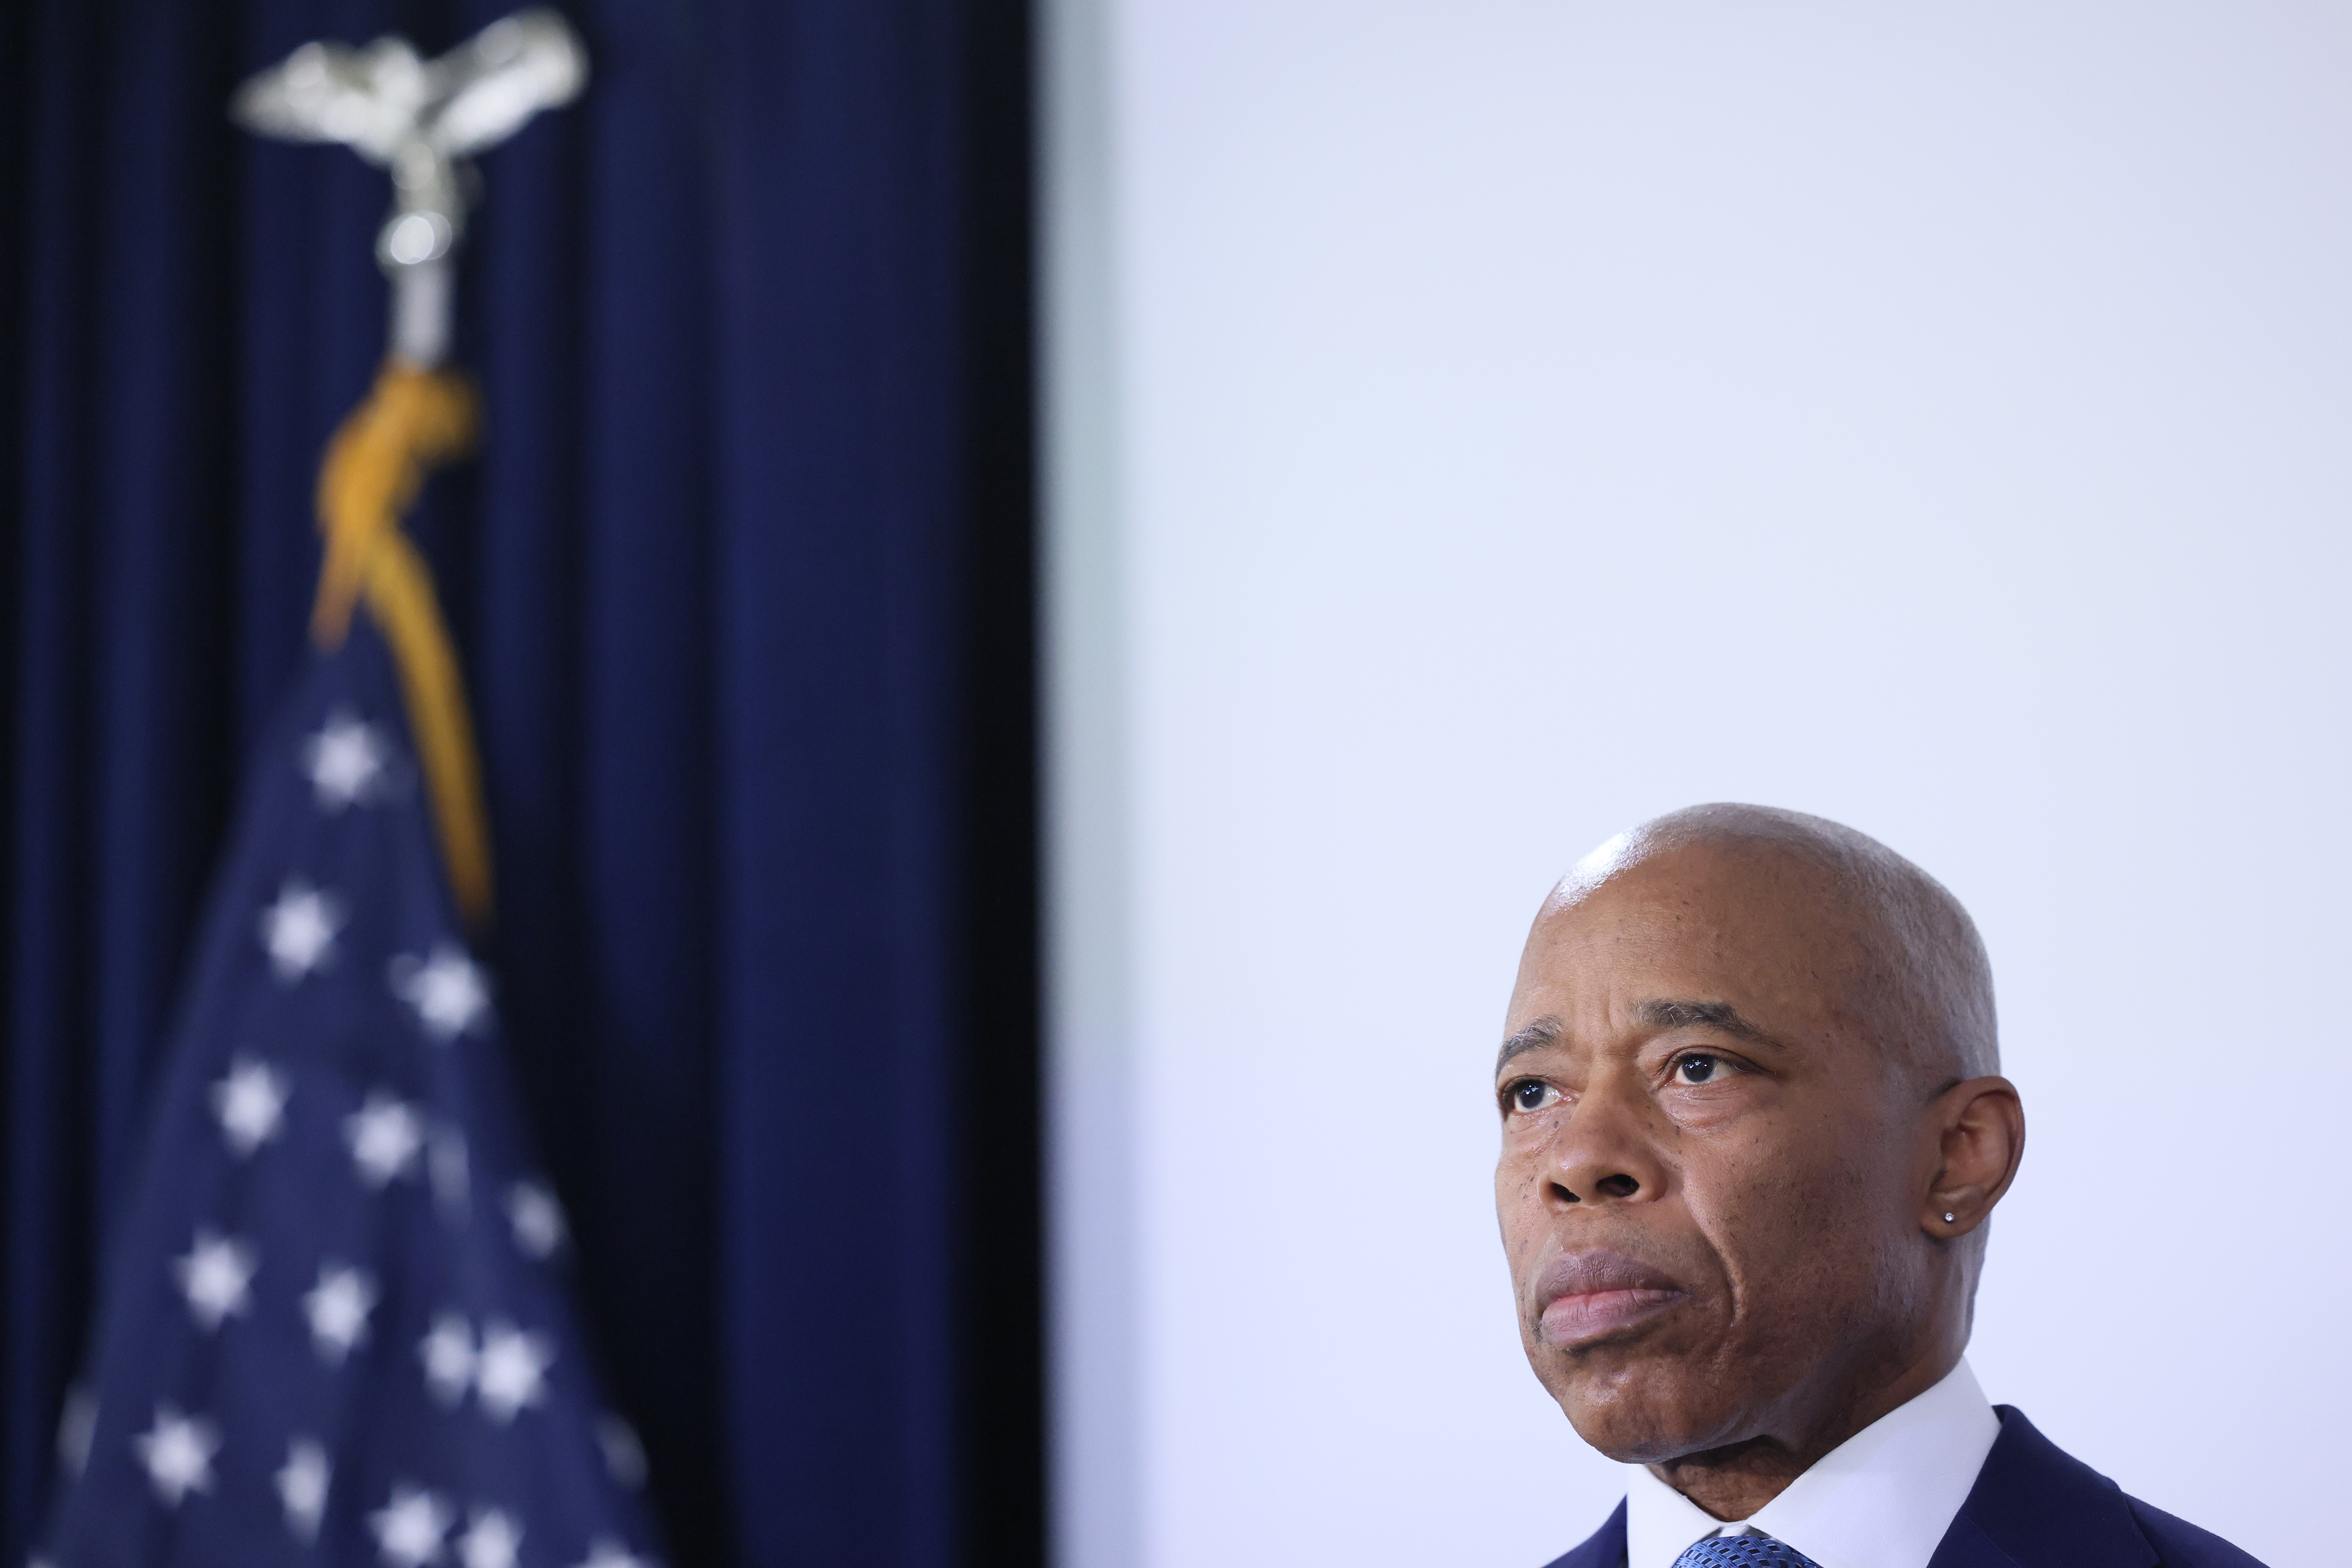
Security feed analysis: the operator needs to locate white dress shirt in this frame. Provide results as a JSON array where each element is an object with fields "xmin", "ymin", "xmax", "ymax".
[{"xmin": 1622, "ymin": 1359, "xmax": 2001, "ymax": 1568}]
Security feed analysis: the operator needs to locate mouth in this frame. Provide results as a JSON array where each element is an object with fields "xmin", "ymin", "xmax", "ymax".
[{"xmin": 1535, "ymin": 1248, "xmax": 1691, "ymax": 1346}]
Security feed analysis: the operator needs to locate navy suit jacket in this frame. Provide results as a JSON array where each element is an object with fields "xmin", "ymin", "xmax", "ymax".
[{"xmin": 1542, "ymin": 1407, "xmax": 2266, "ymax": 1568}]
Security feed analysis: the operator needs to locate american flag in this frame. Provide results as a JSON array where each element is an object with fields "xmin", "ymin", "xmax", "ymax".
[{"xmin": 34, "ymin": 620, "xmax": 662, "ymax": 1568}]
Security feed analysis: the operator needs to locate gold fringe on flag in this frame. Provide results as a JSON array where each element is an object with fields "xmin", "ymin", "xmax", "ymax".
[{"xmin": 311, "ymin": 359, "xmax": 493, "ymax": 926}]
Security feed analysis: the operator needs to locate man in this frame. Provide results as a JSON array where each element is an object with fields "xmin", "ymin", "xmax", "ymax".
[{"xmin": 1497, "ymin": 804, "xmax": 2262, "ymax": 1568}]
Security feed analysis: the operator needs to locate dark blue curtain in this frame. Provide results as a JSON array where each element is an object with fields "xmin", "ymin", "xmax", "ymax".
[{"xmin": 0, "ymin": 1, "xmax": 1043, "ymax": 1565}]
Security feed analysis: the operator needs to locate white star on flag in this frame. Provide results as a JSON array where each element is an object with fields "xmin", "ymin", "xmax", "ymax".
[
  {"xmin": 345, "ymin": 1092, "xmax": 426, "ymax": 1187},
  {"xmin": 389, "ymin": 943, "xmax": 492, "ymax": 1041},
  {"xmin": 370, "ymin": 1484, "xmax": 454, "ymax": 1568},
  {"xmin": 474, "ymin": 1319, "xmax": 554, "ymax": 1423},
  {"xmin": 277, "ymin": 1438, "xmax": 332, "ymax": 1540},
  {"xmin": 573, "ymin": 1537, "xmax": 650, "ymax": 1568},
  {"xmin": 260, "ymin": 879, "xmax": 345, "ymax": 983},
  {"xmin": 419, "ymin": 1313, "xmax": 476, "ymax": 1406},
  {"xmin": 210, "ymin": 1055, "xmax": 289, "ymax": 1156},
  {"xmin": 302, "ymin": 708, "xmax": 392, "ymax": 811},
  {"xmin": 172, "ymin": 1229, "xmax": 256, "ymax": 1331},
  {"xmin": 458, "ymin": 1508, "xmax": 524, "ymax": 1568},
  {"xmin": 303, "ymin": 1263, "xmax": 379, "ymax": 1364},
  {"xmin": 133, "ymin": 1405, "xmax": 219, "ymax": 1507},
  {"xmin": 506, "ymin": 1180, "xmax": 567, "ymax": 1259}
]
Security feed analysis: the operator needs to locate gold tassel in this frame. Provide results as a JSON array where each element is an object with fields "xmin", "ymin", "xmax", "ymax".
[{"xmin": 311, "ymin": 359, "xmax": 493, "ymax": 926}]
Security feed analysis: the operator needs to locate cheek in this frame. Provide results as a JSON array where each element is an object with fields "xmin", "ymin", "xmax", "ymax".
[
  {"xmin": 1493, "ymin": 1154, "xmax": 1533, "ymax": 1222},
  {"xmin": 1683, "ymin": 1116, "xmax": 1889, "ymax": 1295},
  {"xmin": 1494, "ymin": 1117, "xmax": 1555, "ymax": 1194},
  {"xmin": 1493, "ymin": 1149, "xmax": 1555, "ymax": 1266}
]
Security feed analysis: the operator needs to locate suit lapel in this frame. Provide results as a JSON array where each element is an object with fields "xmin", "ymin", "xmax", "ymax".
[
  {"xmin": 1926, "ymin": 1407, "xmax": 2156, "ymax": 1568},
  {"xmin": 1546, "ymin": 1498, "xmax": 1627, "ymax": 1568}
]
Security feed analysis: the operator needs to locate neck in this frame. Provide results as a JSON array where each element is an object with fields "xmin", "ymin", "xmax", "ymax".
[{"xmin": 1649, "ymin": 1342, "xmax": 1961, "ymax": 1521}]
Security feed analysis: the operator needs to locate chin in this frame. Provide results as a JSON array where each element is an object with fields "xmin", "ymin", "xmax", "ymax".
[{"xmin": 1539, "ymin": 1346, "xmax": 1755, "ymax": 1466}]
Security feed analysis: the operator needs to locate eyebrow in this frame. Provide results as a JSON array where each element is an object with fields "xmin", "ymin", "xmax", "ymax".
[
  {"xmin": 1493, "ymin": 999, "xmax": 1787, "ymax": 1076},
  {"xmin": 1634, "ymin": 998, "xmax": 1785, "ymax": 1050},
  {"xmin": 1494, "ymin": 1016, "xmax": 1562, "ymax": 1075}
]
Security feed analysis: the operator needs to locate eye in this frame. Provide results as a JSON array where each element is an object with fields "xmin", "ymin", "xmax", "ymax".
[
  {"xmin": 1505, "ymin": 1079, "xmax": 1561, "ymax": 1114},
  {"xmin": 1675, "ymin": 1054, "xmax": 1725, "ymax": 1085}
]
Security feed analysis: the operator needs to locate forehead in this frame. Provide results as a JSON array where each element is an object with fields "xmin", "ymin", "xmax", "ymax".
[{"xmin": 1507, "ymin": 845, "xmax": 1867, "ymax": 1034}]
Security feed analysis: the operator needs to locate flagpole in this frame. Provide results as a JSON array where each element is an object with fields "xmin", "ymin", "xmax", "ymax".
[{"xmin": 377, "ymin": 113, "xmax": 470, "ymax": 366}]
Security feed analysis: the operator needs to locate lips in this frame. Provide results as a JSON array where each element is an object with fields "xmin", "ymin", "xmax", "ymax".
[{"xmin": 1535, "ymin": 1248, "xmax": 1690, "ymax": 1345}]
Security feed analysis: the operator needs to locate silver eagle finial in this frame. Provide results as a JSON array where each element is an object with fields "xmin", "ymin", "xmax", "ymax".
[{"xmin": 233, "ymin": 9, "xmax": 588, "ymax": 366}]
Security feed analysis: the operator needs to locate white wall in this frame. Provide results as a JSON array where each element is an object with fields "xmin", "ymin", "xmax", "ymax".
[{"xmin": 1044, "ymin": 6, "xmax": 2352, "ymax": 1567}]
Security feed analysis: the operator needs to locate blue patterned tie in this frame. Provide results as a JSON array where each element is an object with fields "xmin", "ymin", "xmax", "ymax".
[{"xmin": 1671, "ymin": 1533, "xmax": 1826, "ymax": 1568}]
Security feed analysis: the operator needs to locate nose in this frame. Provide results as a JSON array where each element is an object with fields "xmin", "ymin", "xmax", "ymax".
[{"xmin": 1544, "ymin": 1074, "xmax": 1666, "ymax": 1208}]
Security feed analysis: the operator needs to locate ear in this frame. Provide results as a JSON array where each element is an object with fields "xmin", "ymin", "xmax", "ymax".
[{"xmin": 1922, "ymin": 1075, "xmax": 2024, "ymax": 1238}]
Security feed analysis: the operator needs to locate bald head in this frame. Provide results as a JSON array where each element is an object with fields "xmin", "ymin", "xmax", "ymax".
[{"xmin": 1548, "ymin": 803, "xmax": 1997, "ymax": 1093}]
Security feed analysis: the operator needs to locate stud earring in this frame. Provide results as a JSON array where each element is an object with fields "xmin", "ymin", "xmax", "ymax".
[{"xmin": 1943, "ymin": 1212, "xmax": 1957, "ymax": 1223}]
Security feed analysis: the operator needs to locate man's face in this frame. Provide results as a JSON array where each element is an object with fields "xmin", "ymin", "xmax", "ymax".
[{"xmin": 1494, "ymin": 844, "xmax": 1931, "ymax": 1463}]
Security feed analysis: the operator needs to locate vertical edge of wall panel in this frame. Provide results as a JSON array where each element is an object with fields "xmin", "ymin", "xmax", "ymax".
[{"xmin": 1041, "ymin": 0, "xmax": 1139, "ymax": 1564}]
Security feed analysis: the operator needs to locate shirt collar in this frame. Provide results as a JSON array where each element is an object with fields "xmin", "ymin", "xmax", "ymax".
[{"xmin": 1622, "ymin": 1359, "xmax": 2000, "ymax": 1568}]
